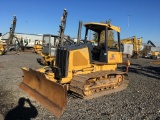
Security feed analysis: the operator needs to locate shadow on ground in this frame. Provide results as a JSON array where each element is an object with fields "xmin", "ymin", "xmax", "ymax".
[
  {"xmin": 119, "ymin": 63, "xmax": 160, "ymax": 80},
  {"xmin": 4, "ymin": 97, "xmax": 38, "ymax": 120}
]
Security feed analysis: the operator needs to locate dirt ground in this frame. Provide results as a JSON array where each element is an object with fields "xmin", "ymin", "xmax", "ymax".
[{"xmin": 0, "ymin": 52, "xmax": 160, "ymax": 120}]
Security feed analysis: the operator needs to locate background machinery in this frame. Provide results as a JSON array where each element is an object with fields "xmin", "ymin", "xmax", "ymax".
[
  {"xmin": 2, "ymin": 15, "xmax": 23, "ymax": 54},
  {"xmin": 147, "ymin": 40, "xmax": 156, "ymax": 47},
  {"xmin": 144, "ymin": 40, "xmax": 160, "ymax": 59},
  {"xmin": 120, "ymin": 36, "xmax": 143, "ymax": 58},
  {"xmin": 33, "ymin": 40, "xmax": 43, "ymax": 54},
  {"xmin": 145, "ymin": 50, "xmax": 160, "ymax": 60},
  {"xmin": 7, "ymin": 15, "xmax": 17, "ymax": 49},
  {"xmin": 39, "ymin": 34, "xmax": 59, "ymax": 65},
  {"xmin": 0, "ymin": 33, "xmax": 7, "ymax": 55},
  {"xmin": 150, "ymin": 51, "xmax": 160, "ymax": 60},
  {"xmin": 5, "ymin": 15, "xmax": 32, "ymax": 54},
  {"xmin": 39, "ymin": 9, "xmax": 74, "ymax": 66},
  {"xmin": 19, "ymin": 21, "xmax": 130, "ymax": 118},
  {"xmin": 6, "ymin": 15, "xmax": 23, "ymax": 52},
  {"xmin": 0, "ymin": 16, "xmax": 18, "ymax": 55}
]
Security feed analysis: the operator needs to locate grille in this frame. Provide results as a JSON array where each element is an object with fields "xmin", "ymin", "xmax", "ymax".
[{"xmin": 55, "ymin": 47, "xmax": 69, "ymax": 78}]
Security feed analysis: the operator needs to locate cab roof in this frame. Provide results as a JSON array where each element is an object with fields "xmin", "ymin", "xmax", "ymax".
[{"xmin": 83, "ymin": 22, "xmax": 120, "ymax": 33}]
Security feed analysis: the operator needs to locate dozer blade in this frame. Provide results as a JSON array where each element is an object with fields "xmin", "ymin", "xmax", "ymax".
[{"xmin": 19, "ymin": 68, "xmax": 67, "ymax": 118}]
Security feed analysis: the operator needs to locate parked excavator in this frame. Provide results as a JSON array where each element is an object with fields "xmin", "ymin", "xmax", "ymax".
[
  {"xmin": 19, "ymin": 21, "xmax": 130, "ymax": 118},
  {"xmin": 120, "ymin": 36, "xmax": 143, "ymax": 58},
  {"xmin": 147, "ymin": 40, "xmax": 156, "ymax": 47}
]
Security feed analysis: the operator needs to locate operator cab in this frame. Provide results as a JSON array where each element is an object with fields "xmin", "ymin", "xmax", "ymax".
[
  {"xmin": 42, "ymin": 34, "xmax": 59, "ymax": 56},
  {"xmin": 83, "ymin": 22, "xmax": 121, "ymax": 63}
]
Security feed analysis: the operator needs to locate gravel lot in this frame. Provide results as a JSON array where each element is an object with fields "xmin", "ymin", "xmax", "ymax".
[{"xmin": 0, "ymin": 52, "xmax": 160, "ymax": 120}]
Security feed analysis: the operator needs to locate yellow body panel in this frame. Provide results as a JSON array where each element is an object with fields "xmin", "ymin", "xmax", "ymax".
[
  {"xmin": 70, "ymin": 47, "xmax": 90, "ymax": 68},
  {"xmin": 60, "ymin": 47, "xmax": 91, "ymax": 83},
  {"xmin": 108, "ymin": 51, "xmax": 122, "ymax": 63},
  {"xmin": 73, "ymin": 51, "xmax": 89, "ymax": 66},
  {"xmin": 60, "ymin": 47, "xmax": 122, "ymax": 84}
]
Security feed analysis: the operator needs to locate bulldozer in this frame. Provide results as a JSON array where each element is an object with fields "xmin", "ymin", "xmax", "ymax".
[
  {"xmin": 39, "ymin": 34, "xmax": 73, "ymax": 66},
  {"xmin": 19, "ymin": 21, "xmax": 130, "ymax": 118},
  {"xmin": 39, "ymin": 34, "xmax": 59, "ymax": 65}
]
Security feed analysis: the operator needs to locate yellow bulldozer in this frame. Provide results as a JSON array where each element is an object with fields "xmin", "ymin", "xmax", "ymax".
[
  {"xmin": 39, "ymin": 34, "xmax": 59, "ymax": 65},
  {"xmin": 19, "ymin": 22, "xmax": 130, "ymax": 118},
  {"xmin": 39, "ymin": 34, "xmax": 72, "ymax": 66}
]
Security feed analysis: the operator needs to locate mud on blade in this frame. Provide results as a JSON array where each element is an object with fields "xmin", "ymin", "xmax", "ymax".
[{"xmin": 19, "ymin": 68, "xmax": 67, "ymax": 118}]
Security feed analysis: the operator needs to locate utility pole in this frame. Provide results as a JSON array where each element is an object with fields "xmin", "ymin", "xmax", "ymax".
[{"xmin": 127, "ymin": 15, "xmax": 131, "ymax": 38}]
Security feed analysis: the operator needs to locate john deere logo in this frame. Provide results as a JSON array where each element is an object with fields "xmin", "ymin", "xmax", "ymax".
[{"xmin": 109, "ymin": 54, "xmax": 115, "ymax": 60}]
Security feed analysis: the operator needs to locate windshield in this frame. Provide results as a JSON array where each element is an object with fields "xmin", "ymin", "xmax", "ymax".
[{"xmin": 43, "ymin": 36, "xmax": 50, "ymax": 46}]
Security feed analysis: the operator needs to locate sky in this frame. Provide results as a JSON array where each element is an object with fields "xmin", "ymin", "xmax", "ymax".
[{"xmin": 0, "ymin": 0, "xmax": 160, "ymax": 44}]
